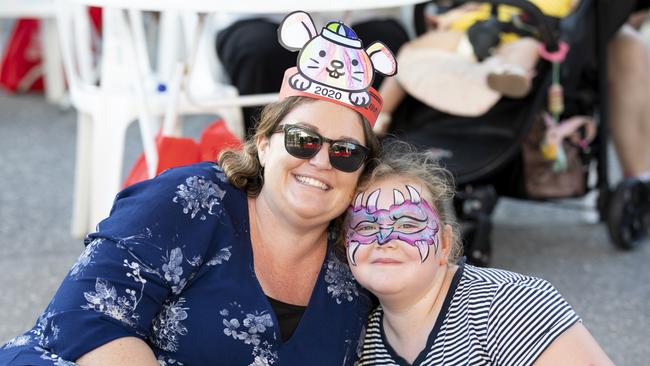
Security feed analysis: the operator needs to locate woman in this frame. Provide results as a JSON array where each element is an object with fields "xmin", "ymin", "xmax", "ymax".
[
  {"xmin": 0, "ymin": 11, "xmax": 395, "ymax": 365},
  {"xmin": 342, "ymin": 142, "xmax": 613, "ymax": 365}
]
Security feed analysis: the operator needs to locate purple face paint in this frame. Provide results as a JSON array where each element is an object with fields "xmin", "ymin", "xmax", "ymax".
[{"xmin": 344, "ymin": 185, "xmax": 440, "ymax": 265}]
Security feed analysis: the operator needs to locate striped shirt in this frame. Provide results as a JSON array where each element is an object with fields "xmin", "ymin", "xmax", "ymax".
[{"xmin": 358, "ymin": 262, "xmax": 581, "ymax": 365}]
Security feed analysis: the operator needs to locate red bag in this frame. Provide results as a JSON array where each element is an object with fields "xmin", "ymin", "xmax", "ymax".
[
  {"xmin": 0, "ymin": 10, "xmax": 102, "ymax": 94},
  {"xmin": 123, "ymin": 119, "xmax": 241, "ymax": 188},
  {"xmin": 199, "ymin": 119, "xmax": 242, "ymax": 161},
  {"xmin": 0, "ymin": 19, "xmax": 44, "ymax": 92},
  {"xmin": 122, "ymin": 135, "xmax": 202, "ymax": 188}
]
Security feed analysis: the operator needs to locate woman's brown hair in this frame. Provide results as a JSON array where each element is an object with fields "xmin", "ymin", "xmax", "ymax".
[{"xmin": 218, "ymin": 96, "xmax": 382, "ymax": 197}]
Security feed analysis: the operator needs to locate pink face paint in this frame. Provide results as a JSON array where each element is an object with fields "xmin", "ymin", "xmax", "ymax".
[{"xmin": 344, "ymin": 185, "xmax": 440, "ymax": 265}]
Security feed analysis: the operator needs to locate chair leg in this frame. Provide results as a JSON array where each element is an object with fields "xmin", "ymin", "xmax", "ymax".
[
  {"xmin": 220, "ymin": 87, "xmax": 245, "ymax": 140},
  {"xmin": 41, "ymin": 18, "xmax": 66, "ymax": 105},
  {"xmin": 88, "ymin": 103, "xmax": 132, "ymax": 232},
  {"xmin": 70, "ymin": 112, "xmax": 93, "ymax": 238}
]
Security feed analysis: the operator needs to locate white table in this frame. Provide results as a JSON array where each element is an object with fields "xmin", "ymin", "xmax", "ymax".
[
  {"xmin": 0, "ymin": 0, "xmax": 65, "ymax": 104},
  {"xmin": 66, "ymin": 0, "xmax": 425, "ymax": 13}
]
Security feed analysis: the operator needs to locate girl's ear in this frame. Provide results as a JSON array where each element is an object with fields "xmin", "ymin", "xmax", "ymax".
[
  {"xmin": 256, "ymin": 135, "xmax": 270, "ymax": 167},
  {"xmin": 438, "ymin": 224, "xmax": 453, "ymax": 265}
]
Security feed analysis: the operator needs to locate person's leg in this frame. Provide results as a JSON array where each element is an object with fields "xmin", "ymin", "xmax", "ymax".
[
  {"xmin": 369, "ymin": 28, "xmax": 464, "ymax": 133},
  {"xmin": 352, "ymin": 19, "xmax": 410, "ymax": 134},
  {"xmin": 375, "ymin": 77, "xmax": 406, "ymax": 134},
  {"xmin": 486, "ymin": 37, "xmax": 540, "ymax": 98},
  {"xmin": 607, "ymin": 24, "xmax": 650, "ymax": 178},
  {"xmin": 216, "ymin": 19, "xmax": 295, "ymax": 138}
]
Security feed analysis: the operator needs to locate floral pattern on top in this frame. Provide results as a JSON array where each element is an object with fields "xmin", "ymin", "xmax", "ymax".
[
  {"xmin": 211, "ymin": 165, "xmax": 229, "ymax": 184},
  {"xmin": 219, "ymin": 303, "xmax": 278, "ymax": 365},
  {"xmin": 2, "ymin": 311, "xmax": 58, "ymax": 351},
  {"xmin": 157, "ymin": 355, "xmax": 185, "ymax": 366},
  {"xmin": 324, "ymin": 254, "xmax": 359, "ymax": 304},
  {"xmin": 206, "ymin": 246, "xmax": 232, "ymax": 266},
  {"xmin": 34, "ymin": 346, "xmax": 77, "ymax": 366},
  {"xmin": 81, "ymin": 277, "xmax": 142, "ymax": 328},
  {"xmin": 2, "ymin": 335, "xmax": 31, "ymax": 349},
  {"xmin": 162, "ymin": 248, "xmax": 188, "ymax": 295},
  {"xmin": 69, "ymin": 238, "xmax": 104, "ymax": 279},
  {"xmin": 35, "ymin": 346, "xmax": 76, "ymax": 366},
  {"xmin": 151, "ymin": 298, "xmax": 189, "ymax": 352},
  {"xmin": 173, "ymin": 176, "xmax": 226, "ymax": 220}
]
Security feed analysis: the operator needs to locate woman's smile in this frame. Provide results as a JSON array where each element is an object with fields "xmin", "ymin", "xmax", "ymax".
[{"xmin": 293, "ymin": 174, "xmax": 331, "ymax": 191}]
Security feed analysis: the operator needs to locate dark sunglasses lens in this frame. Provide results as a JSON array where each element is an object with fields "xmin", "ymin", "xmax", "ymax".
[
  {"xmin": 284, "ymin": 127, "xmax": 322, "ymax": 159},
  {"xmin": 329, "ymin": 142, "xmax": 367, "ymax": 172}
]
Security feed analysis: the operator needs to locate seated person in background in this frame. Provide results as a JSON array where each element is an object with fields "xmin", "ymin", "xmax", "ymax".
[
  {"xmin": 376, "ymin": 0, "xmax": 650, "ymax": 200},
  {"xmin": 374, "ymin": 0, "xmax": 576, "ymax": 129},
  {"xmin": 342, "ymin": 141, "xmax": 613, "ymax": 365},
  {"xmin": 216, "ymin": 10, "xmax": 410, "ymax": 138}
]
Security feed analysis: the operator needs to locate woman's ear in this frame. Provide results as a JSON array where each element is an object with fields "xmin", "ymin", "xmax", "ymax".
[{"xmin": 256, "ymin": 135, "xmax": 270, "ymax": 167}]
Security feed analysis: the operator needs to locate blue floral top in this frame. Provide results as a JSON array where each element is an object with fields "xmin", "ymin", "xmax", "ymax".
[{"xmin": 0, "ymin": 162, "xmax": 371, "ymax": 365}]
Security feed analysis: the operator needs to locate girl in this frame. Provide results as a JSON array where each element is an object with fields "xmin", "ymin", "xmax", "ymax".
[{"xmin": 342, "ymin": 142, "xmax": 613, "ymax": 365}]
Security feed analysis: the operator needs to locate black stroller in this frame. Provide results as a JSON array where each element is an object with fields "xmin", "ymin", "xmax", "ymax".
[{"xmin": 389, "ymin": 0, "xmax": 649, "ymax": 265}]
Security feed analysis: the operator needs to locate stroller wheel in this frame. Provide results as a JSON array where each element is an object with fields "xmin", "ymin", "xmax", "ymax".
[{"xmin": 607, "ymin": 179, "xmax": 649, "ymax": 250}]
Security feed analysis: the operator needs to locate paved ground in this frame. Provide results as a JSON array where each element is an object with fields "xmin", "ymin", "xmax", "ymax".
[{"xmin": 0, "ymin": 93, "xmax": 649, "ymax": 364}]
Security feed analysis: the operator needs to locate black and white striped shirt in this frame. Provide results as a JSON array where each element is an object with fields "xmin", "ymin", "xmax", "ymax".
[{"xmin": 358, "ymin": 262, "xmax": 581, "ymax": 365}]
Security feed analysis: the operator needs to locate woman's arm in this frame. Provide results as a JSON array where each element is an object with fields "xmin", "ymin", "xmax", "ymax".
[
  {"xmin": 534, "ymin": 323, "xmax": 614, "ymax": 365},
  {"xmin": 76, "ymin": 337, "xmax": 159, "ymax": 366}
]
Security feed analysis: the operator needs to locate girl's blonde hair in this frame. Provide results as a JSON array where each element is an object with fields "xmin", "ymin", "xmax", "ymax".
[
  {"xmin": 219, "ymin": 96, "xmax": 382, "ymax": 197},
  {"xmin": 336, "ymin": 139, "xmax": 463, "ymax": 262}
]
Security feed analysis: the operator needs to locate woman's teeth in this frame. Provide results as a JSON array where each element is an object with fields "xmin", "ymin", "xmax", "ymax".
[{"xmin": 295, "ymin": 175, "xmax": 329, "ymax": 190}]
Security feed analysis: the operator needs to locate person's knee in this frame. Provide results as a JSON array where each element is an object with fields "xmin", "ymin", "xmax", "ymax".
[{"xmin": 608, "ymin": 25, "xmax": 650, "ymax": 81}]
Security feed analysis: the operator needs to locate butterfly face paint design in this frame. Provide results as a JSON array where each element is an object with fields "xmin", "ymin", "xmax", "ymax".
[{"xmin": 344, "ymin": 185, "xmax": 440, "ymax": 265}]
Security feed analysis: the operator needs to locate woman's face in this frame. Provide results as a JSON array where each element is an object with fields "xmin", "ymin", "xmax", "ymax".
[
  {"xmin": 345, "ymin": 176, "xmax": 451, "ymax": 299},
  {"xmin": 256, "ymin": 100, "xmax": 366, "ymax": 225}
]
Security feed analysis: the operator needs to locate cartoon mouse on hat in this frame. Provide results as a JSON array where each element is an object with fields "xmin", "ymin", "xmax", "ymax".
[{"xmin": 278, "ymin": 11, "xmax": 397, "ymax": 107}]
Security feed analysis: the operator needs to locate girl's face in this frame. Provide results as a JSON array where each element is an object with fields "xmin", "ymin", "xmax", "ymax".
[{"xmin": 344, "ymin": 176, "xmax": 452, "ymax": 299}]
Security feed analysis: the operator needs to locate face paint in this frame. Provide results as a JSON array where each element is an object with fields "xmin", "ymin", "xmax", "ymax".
[{"xmin": 345, "ymin": 185, "xmax": 440, "ymax": 265}]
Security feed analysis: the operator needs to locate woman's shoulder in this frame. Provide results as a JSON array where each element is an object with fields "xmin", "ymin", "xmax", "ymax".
[
  {"xmin": 139, "ymin": 161, "xmax": 238, "ymax": 199},
  {"xmin": 90, "ymin": 162, "xmax": 246, "ymax": 263},
  {"xmin": 106, "ymin": 162, "xmax": 243, "ymax": 223}
]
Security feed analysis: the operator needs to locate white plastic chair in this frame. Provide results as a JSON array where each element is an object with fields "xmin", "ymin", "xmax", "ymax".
[
  {"xmin": 56, "ymin": 2, "xmax": 151, "ymax": 237},
  {"xmin": 56, "ymin": 0, "xmax": 262, "ymax": 237}
]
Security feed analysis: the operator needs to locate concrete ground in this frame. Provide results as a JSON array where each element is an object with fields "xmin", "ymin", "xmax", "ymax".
[{"xmin": 0, "ymin": 92, "xmax": 649, "ymax": 365}]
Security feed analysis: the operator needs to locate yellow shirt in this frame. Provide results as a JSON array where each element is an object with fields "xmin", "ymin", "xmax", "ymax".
[{"xmin": 449, "ymin": 0, "xmax": 574, "ymax": 43}]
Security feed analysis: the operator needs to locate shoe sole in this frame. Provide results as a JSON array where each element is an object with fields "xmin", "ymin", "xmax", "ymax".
[{"xmin": 487, "ymin": 72, "xmax": 531, "ymax": 98}]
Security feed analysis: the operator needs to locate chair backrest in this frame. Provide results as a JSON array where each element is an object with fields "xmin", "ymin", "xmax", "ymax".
[{"xmin": 55, "ymin": 0, "xmax": 100, "ymax": 107}]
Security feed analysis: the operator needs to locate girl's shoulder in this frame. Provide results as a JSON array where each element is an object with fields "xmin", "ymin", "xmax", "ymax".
[{"xmin": 461, "ymin": 263, "xmax": 551, "ymax": 289}]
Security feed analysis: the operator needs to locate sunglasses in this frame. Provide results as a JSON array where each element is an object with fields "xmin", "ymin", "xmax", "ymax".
[{"xmin": 273, "ymin": 124, "xmax": 369, "ymax": 173}]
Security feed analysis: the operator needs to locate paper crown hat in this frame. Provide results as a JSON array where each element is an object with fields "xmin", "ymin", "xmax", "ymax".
[{"xmin": 277, "ymin": 11, "xmax": 398, "ymax": 127}]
